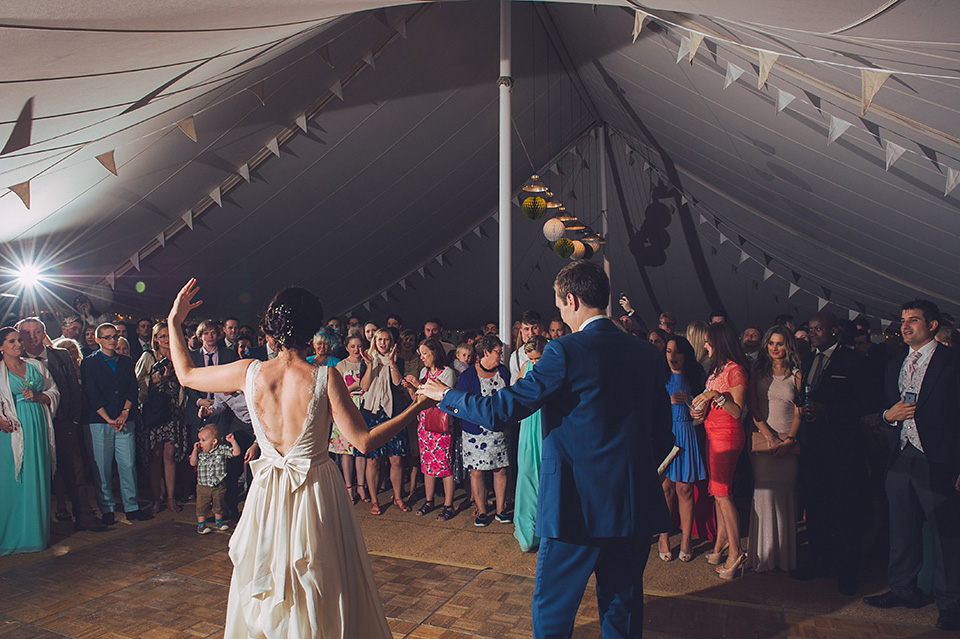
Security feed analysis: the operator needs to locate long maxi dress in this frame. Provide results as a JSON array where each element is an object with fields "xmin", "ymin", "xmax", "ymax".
[{"xmin": 513, "ymin": 359, "xmax": 542, "ymax": 552}]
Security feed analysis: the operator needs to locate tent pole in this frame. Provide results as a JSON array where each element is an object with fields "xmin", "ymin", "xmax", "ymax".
[
  {"xmin": 498, "ymin": 0, "xmax": 513, "ymax": 347},
  {"xmin": 600, "ymin": 123, "xmax": 611, "ymax": 315}
]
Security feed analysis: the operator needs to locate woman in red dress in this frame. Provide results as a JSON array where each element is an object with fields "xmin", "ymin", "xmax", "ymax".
[{"xmin": 692, "ymin": 323, "xmax": 749, "ymax": 579}]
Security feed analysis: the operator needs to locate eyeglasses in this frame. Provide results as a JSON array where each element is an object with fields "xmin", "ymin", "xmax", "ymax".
[{"xmin": 100, "ymin": 334, "xmax": 118, "ymax": 340}]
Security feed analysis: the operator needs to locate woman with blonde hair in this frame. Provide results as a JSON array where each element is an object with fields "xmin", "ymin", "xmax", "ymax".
[{"xmin": 686, "ymin": 321, "xmax": 710, "ymax": 372}]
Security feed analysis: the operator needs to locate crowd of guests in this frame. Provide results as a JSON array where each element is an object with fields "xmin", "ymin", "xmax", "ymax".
[{"xmin": 0, "ymin": 289, "xmax": 956, "ymax": 631}]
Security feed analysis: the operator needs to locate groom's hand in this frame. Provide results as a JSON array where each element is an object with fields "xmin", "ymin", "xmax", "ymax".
[{"xmin": 417, "ymin": 379, "xmax": 450, "ymax": 402}]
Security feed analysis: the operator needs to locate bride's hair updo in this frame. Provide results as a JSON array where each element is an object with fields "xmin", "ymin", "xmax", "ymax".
[{"xmin": 259, "ymin": 288, "xmax": 324, "ymax": 352}]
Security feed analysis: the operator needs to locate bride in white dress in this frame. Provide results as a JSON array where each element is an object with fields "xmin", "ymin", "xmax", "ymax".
[{"xmin": 167, "ymin": 280, "xmax": 432, "ymax": 638}]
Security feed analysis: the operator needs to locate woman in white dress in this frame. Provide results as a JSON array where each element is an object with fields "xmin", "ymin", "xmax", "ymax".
[{"xmin": 167, "ymin": 280, "xmax": 431, "ymax": 639}]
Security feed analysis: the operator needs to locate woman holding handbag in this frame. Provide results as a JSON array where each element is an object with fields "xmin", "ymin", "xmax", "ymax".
[
  {"xmin": 404, "ymin": 338, "xmax": 457, "ymax": 521},
  {"xmin": 746, "ymin": 325, "xmax": 802, "ymax": 573}
]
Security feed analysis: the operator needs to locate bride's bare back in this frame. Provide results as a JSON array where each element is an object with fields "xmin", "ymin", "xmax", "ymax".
[{"xmin": 252, "ymin": 357, "xmax": 317, "ymax": 456}]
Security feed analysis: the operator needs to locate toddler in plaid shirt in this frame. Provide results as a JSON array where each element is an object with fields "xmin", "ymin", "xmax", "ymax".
[{"xmin": 190, "ymin": 424, "xmax": 241, "ymax": 534}]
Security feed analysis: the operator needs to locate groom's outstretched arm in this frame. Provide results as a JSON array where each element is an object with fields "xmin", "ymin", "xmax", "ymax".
[{"xmin": 439, "ymin": 340, "xmax": 567, "ymax": 431}]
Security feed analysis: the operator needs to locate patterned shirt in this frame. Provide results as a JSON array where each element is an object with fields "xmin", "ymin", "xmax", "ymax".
[
  {"xmin": 897, "ymin": 339, "xmax": 938, "ymax": 452},
  {"xmin": 197, "ymin": 443, "xmax": 234, "ymax": 486}
]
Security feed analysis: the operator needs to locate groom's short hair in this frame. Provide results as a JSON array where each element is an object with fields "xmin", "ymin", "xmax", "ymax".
[{"xmin": 554, "ymin": 260, "xmax": 609, "ymax": 310}]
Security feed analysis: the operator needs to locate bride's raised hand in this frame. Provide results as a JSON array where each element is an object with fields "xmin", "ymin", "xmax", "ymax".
[{"xmin": 169, "ymin": 278, "xmax": 203, "ymax": 325}]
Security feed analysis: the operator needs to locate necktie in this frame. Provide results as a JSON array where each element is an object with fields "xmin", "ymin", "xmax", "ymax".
[
  {"xmin": 206, "ymin": 352, "xmax": 215, "ymax": 399},
  {"xmin": 906, "ymin": 350, "xmax": 921, "ymax": 383},
  {"xmin": 809, "ymin": 352, "xmax": 826, "ymax": 388}
]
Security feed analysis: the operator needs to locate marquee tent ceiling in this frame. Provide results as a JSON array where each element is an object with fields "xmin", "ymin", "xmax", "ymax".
[{"xmin": 2, "ymin": 0, "xmax": 958, "ymax": 332}]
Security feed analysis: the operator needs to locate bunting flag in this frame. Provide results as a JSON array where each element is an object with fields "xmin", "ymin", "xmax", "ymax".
[
  {"xmin": 106, "ymin": 273, "xmax": 115, "ymax": 290},
  {"xmin": 156, "ymin": 232, "xmax": 165, "ymax": 248},
  {"xmin": 182, "ymin": 210, "xmax": 194, "ymax": 229},
  {"xmin": 492, "ymin": 212, "xmax": 500, "ymax": 223},
  {"xmin": 394, "ymin": 18, "xmax": 407, "ymax": 38},
  {"xmin": 688, "ymin": 32, "xmax": 704, "ymax": 63},
  {"xmin": 454, "ymin": 240, "xmax": 463, "ymax": 251},
  {"xmin": 879, "ymin": 318, "xmax": 891, "ymax": 331},
  {"xmin": 718, "ymin": 231, "xmax": 728, "ymax": 244},
  {"xmin": 945, "ymin": 167, "xmax": 960, "ymax": 197},
  {"xmin": 698, "ymin": 213, "xmax": 708, "ymax": 225},
  {"xmin": 473, "ymin": 227, "xmax": 483, "ymax": 238},
  {"xmin": 96, "ymin": 151, "xmax": 118, "ymax": 176},
  {"xmin": 374, "ymin": 8, "xmax": 389, "ymax": 28},
  {"xmin": 676, "ymin": 36, "xmax": 691, "ymax": 65},
  {"xmin": 680, "ymin": 195, "xmax": 689, "ymax": 206},
  {"xmin": 724, "ymin": 63, "xmax": 744, "ymax": 89},
  {"xmin": 238, "ymin": 163, "xmax": 250, "ymax": 182},
  {"xmin": 329, "ymin": 79, "xmax": 344, "ymax": 100},
  {"xmin": 130, "ymin": 252, "xmax": 140, "ymax": 271},
  {"xmin": 511, "ymin": 196, "xmax": 519, "ymax": 208},
  {"xmin": 209, "ymin": 187, "xmax": 222, "ymax": 207},
  {"xmin": 860, "ymin": 69, "xmax": 891, "ymax": 116},
  {"xmin": 9, "ymin": 181, "xmax": 29, "ymax": 209},
  {"xmin": 362, "ymin": 51, "xmax": 376, "ymax": 69},
  {"xmin": 435, "ymin": 254, "xmax": 444, "ymax": 266},
  {"xmin": 266, "ymin": 138, "xmax": 280, "ymax": 157},
  {"xmin": 827, "ymin": 115, "xmax": 853, "ymax": 144},
  {"xmin": 247, "ymin": 81, "xmax": 265, "ymax": 105},
  {"xmin": 817, "ymin": 297, "xmax": 828, "ymax": 311},
  {"xmin": 884, "ymin": 140, "xmax": 907, "ymax": 171},
  {"xmin": 363, "ymin": 301, "xmax": 371, "ymax": 312},
  {"xmin": 417, "ymin": 266, "xmax": 426, "ymax": 277},
  {"xmin": 739, "ymin": 249, "xmax": 750, "ymax": 264},
  {"xmin": 380, "ymin": 291, "xmax": 388, "ymax": 302},
  {"xmin": 775, "ymin": 89, "xmax": 796, "ymax": 114},
  {"xmin": 1, "ymin": 97, "xmax": 34, "ymax": 156},
  {"xmin": 398, "ymin": 279, "xmax": 407, "ymax": 290},
  {"xmin": 848, "ymin": 308, "xmax": 859, "ymax": 321},
  {"xmin": 296, "ymin": 113, "xmax": 308, "ymax": 133},
  {"xmin": 757, "ymin": 51, "xmax": 779, "ymax": 89},
  {"xmin": 788, "ymin": 283, "xmax": 800, "ymax": 297},
  {"xmin": 316, "ymin": 45, "xmax": 334, "ymax": 68},
  {"xmin": 804, "ymin": 90, "xmax": 823, "ymax": 115},
  {"xmin": 632, "ymin": 10, "xmax": 649, "ymax": 43},
  {"xmin": 549, "ymin": 163, "xmax": 559, "ymax": 175},
  {"xmin": 177, "ymin": 117, "xmax": 197, "ymax": 142},
  {"xmin": 763, "ymin": 267, "xmax": 774, "ymax": 281}
]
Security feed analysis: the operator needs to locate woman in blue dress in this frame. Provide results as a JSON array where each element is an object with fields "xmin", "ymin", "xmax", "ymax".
[
  {"xmin": 657, "ymin": 335, "xmax": 706, "ymax": 562},
  {"xmin": 514, "ymin": 335, "xmax": 548, "ymax": 552},
  {"xmin": 0, "ymin": 326, "xmax": 60, "ymax": 555}
]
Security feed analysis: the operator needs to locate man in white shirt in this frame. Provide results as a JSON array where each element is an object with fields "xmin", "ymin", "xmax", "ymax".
[{"xmin": 509, "ymin": 311, "xmax": 543, "ymax": 385}]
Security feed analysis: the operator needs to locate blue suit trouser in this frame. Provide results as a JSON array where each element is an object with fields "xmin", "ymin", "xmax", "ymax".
[
  {"xmin": 87, "ymin": 422, "xmax": 139, "ymax": 514},
  {"xmin": 533, "ymin": 535, "xmax": 649, "ymax": 639}
]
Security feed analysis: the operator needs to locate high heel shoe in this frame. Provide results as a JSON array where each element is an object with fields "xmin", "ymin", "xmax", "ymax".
[
  {"xmin": 717, "ymin": 553, "xmax": 746, "ymax": 580},
  {"xmin": 678, "ymin": 550, "xmax": 693, "ymax": 562},
  {"xmin": 659, "ymin": 549, "xmax": 673, "ymax": 562},
  {"xmin": 705, "ymin": 546, "xmax": 729, "ymax": 565}
]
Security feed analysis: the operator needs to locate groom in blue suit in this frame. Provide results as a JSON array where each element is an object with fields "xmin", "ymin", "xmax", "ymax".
[{"xmin": 420, "ymin": 261, "xmax": 673, "ymax": 639}]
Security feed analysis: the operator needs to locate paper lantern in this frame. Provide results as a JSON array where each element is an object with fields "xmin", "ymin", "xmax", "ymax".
[
  {"xmin": 543, "ymin": 218, "xmax": 565, "ymax": 242},
  {"xmin": 554, "ymin": 238, "xmax": 575, "ymax": 258},
  {"xmin": 570, "ymin": 240, "xmax": 586, "ymax": 259},
  {"xmin": 521, "ymin": 196, "xmax": 547, "ymax": 220},
  {"xmin": 582, "ymin": 243, "xmax": 595, "ymax": 259}
]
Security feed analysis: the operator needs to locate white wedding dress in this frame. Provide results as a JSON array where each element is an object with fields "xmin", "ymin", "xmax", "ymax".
[{"xmin": 224, "ymin": 361, "xmax": 391, "ymax": 639}]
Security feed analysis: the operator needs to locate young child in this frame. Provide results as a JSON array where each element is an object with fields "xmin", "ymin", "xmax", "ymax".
[
  {"xmin": 453, "ymin": 342, "xmax": 474, "ymax": 376},
  {"xmin": 190, "ymin": 424, "xmax": 241, "ymax": 534}
]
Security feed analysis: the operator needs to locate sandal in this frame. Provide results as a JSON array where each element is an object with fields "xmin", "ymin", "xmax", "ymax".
[
  {"xmin": 345, "ymin": 485, "xmax": 357, "ymax": 504},
  {"xmin": 55, "ymin": 508, "xmax": 72, "ymax": 522},
  {"xmin": 394, "ymin": 497, "xmax": 411, "ymax": 513},
  {"xmin": 436, "ymin": 505, "xmax": 456, "ymax": 521},
  {"xmin": 416, "ymin": 500, "xmax": 435, "ymax": 516},
  {"xmin": 357, "ymin": 485, "xmax": 371, "ymax": 503},
  {"xmin": 369, "ymin": 501, "xmax": 382, "ymax": 516}
]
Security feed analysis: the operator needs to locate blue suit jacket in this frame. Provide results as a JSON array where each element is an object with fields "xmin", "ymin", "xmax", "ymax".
[
  {"xmin": 81, "ymin": 351, "xmax": 138, "ymax": 423},
  {"xmin": 440, "ymin": 317, "xmax": 674, "ymax": 541}
]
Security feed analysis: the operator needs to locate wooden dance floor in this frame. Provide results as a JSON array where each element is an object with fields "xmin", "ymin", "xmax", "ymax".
[{"xmin": 0, "ymin": 514, "xmax": 954, "ymax": 638}]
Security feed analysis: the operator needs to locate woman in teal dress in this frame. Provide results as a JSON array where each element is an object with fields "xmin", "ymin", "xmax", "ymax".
[
  {"xmin": 514, "ymin": 336, "xmax": 547, "ymax": 552},
  {"xmin": 0, "ymin": 326, "xmax": 60, "ymax": 555}
]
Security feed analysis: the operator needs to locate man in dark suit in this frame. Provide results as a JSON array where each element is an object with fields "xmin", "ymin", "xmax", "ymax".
[
  {"xmin": 184, "ymin": 319, "xmax": 239, "ymax": 440},
  {"xmin": 794, "ymin": 311, "xmax": 869, "ymax": 595},
  {"xmin": 863, "ymin": 300, "xmax": 960, "ymax": 631},
  {"xmin": 420, "ymin": 261, "xmax": 673, "ymax": 639},
  {"xmin": 17, "ymin": 317, "xmax": 105, "ymax": 532}
]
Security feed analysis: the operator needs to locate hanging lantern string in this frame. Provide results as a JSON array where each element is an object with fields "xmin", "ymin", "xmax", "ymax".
[{"xmin": 512, "ymin": 118, "xmax": 538, "ymax": 173}]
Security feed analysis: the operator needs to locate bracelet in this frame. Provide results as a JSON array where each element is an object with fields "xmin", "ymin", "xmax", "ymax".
[
  {"xmin": 784, "ymin": 435, "xmax": 796, "ymax": 441},
  {"xmin": 713, "ymin": 394, "xmax": 727, "ymax": 408}
]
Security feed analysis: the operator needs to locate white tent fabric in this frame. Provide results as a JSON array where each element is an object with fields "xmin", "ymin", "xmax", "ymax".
[{"xmin": 2, "ymin": 1, "xmax": 958, "ymax": 330}]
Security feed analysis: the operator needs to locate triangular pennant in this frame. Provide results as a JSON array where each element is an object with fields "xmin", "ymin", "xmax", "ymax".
[
  {"xmin": 860, "ymin": 69, "xmax": 891, "ymax": 116},
  {"xmin": 718, "ymin": 232, "xmax": 728, "ymax": 244},
  {"xmin": 106, "ymin": 273, "xmax": 115, "ymax": 290},
  {"xmin": 946, "ymin": 167, "xmax": 960, "ymax": 197},
  {"xmin": 775, "ymin": 88, "xmax": 796, "ymax": 114},
  {"xmin": 918, "ymin": 143, "xmax": 939, "ymax": 171},
  {"xmin": 791, "ymin": 270, "xmax": 802, "ymax": 284},
  {"xmin": 827, "ymin": 115, "xmax": 853, "ymax": 144},
  {"xmin": 398, "ymin": 279, "xmax": 407, "ymax": 290},
  {"xmin": 1, "ymin": 97, "xmax": 34, "ymax": 155},
  {"xmin": 417, "ymin": 266, "xmax": 426, "ymax": 278},
  {"xmin": 130, "ymin": 252, "xmax": 140, "ymax": 272},
  {"xmin": 394, "ymin": 19, "xmax": 407, "ymax": 39},
  {"xmin": 435, "ymin": 254, "xmax": 444, "ymax": 266},
  {"xmin": 247, "ymin": 81, "xmax": 265, "ymax": 105},
  {"xmin": 156, "ymin": 232, "xmax": 165, "ymax": 248},
  {"xmin": 757, "ymin": 51, "xmax": 779, "ymax": 89},
  {"xmin": 788, "ymin": 283, "xmax": 800, "ymax": 298},
  {"xmin": 880, "ymin": 318, "xmax": 891, "ymax": 330},
  {"xmin": 454, "ymin": 241, "xmax": 463, "ymax": 251},
  {"xmin": 848, "ymin": 308, "xmax": 859, "ymax": 321},
  {"xmin": 763, "ymin": 267, "xmax": 774, "ymax": 281},
  {"xmin": 817, "ymin": 297, "xmax": 828, "ymax": 311},
  {"xmin": 632, "ymin": 10, "xmax": 650, "ymax": 43},
  {"xmin": 374, "ymin": 8, "xmax": 389, "ymax": 28},
  {"xmin": 821, "ymin": 286, "xmax": 832, "ymax": 300},
  {"xmin": 315, "ymin": 45, "xmax": 334, "ymax": 68},
  {"xmin": 95, "ymin": 150, "xmax": 118, "ymax": 176},
  {"xmin": 724, "ymin": 63, "xmax": 744, "ymax": 89},
  {"xmin": 511, "ymin": 196, "xmax": 519, "ymax": 208},
  {"xmin": 676, "ymin": 36, "xmax": 691, "ymax": 65},
  {"xmin": 177, "ymin": 117, "xmax": 197, "ymax": 142},
  {"xmin": 267, "ymin": 138, "xmax": 280, "ymax": 157},
  {"xmin": 739, "ymin": 249, "xmax": 750, "ymax": 264},
  {"xmin": 680, "ymin": 195, "xmax": 689, "ymax": 206},
  {"xmin": 568, "ymin": 189, "xmax": 577, "ymax": 201},
  {"xmin": 492, "ymin": 212, "xmax": 499, "ymax": 224},
  {"xmin": 627, "ymin": 152, "xmax": 636, "ymax": 166},
  {"xmin": 688, "ymin": 32, "xmax": 704, "ymax": 63},
  {"xmin": 549, "ymin": 163, "xmax": 559, "ymax": 175},
  {"xmin": 803, "ymin": 90, "xmax": 823, "ymax": 115},
  {"xmin": 296, "ymin": 113, "xmax": 308, "ymax": 133},
  {"xmin": 642, "ymin": 160, "xmax": 650, "ymax": 172},
  {"xmin": 884, "ymin": 140, "xmax": 907, "ymax": 171},
  {"xmin": 329, "ymin": 79, "xmax": 344, "ymax": 101},
  {"xmin": 182, "ymin": 210, "xmax": 194, "ymax": 229},
  {"xmin": 209, "ymin": 186, "xmax": 222, "ymax": 207},
  {"xmin": 238, "ymin": 163, "xmax": 250, "ymax": 182},
  {"xmin": 698, "ymin": 213, "xmax": 708, "ymax": 225},
  {"xmin": 581, "ymin": 159, "xmax": 590, "ymax": 170},
  {"xmin": 363, "ymin": 301, "xmax": 371, "ymax": 312},
  {"xmin": 380, "ymin": 291, "xmax": 388, "ymax": 302},
  {"xmin": 362, "ymin": 51, "xmax": 376, "ymax": 69},
  {"xmin": 473, "ymin": 227, "xmax": 482, "ymax": 238},
  {"xmin": 9, "ymin": 181, "xmax": 29, "ymax": 209}
]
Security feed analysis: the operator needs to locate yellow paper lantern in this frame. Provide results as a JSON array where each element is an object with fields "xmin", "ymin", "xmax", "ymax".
[
  {"xmin": 554, "ymin": 238, "xmax": 575, "ymax": 258},
  {"xmin": 521, "ymin": 196, "xmax": 547, "ymax": 220}
]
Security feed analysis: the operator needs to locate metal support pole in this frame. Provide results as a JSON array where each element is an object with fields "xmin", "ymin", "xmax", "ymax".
[
  {"xmin": 599, "ymin": 123, "xmax": 611, "ymax": 315},
  {"xmin": 498, "ymin": 1, "xmax": 513, "ymax": 347}
]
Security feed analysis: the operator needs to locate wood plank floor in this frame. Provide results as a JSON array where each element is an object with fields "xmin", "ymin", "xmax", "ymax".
[{"xmin": 1, "ymin": 518, "xmax": 955, "ymax": 638}]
